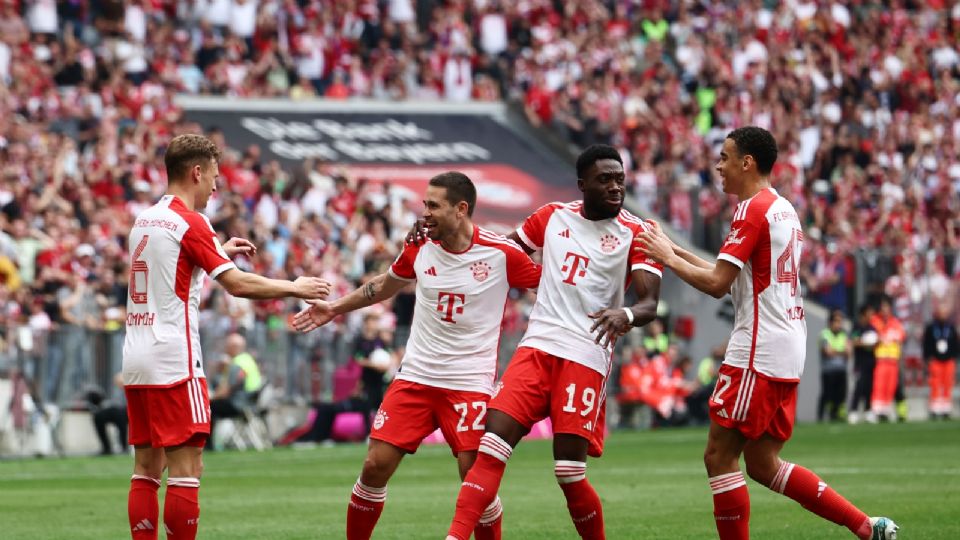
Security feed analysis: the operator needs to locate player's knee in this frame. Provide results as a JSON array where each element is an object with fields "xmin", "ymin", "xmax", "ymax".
[
  {"xmin": 360, "ymin": 454, "xmax": 392, "ymax": 483},
  {"xmin": 744, "ymin": 456, "xmax": 777, "ymax": 487},
  {"xmin": 702, "ymin": 444, "xmax": 735, "ymax": 474}
]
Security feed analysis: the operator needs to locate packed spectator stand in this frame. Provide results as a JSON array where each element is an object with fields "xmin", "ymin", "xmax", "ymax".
[{"xmin": 0, "ymin": 1, "xmax": 957, "ymax": 445}]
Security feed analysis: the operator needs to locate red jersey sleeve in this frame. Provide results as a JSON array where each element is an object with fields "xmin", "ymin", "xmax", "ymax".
[
  {"xmin": 388, "ymin": 242, "xmax": 420, "ymax": 281},
  {"xmin": 181, "ymin": 215, "xmax": 235, "ymax": 279},
  {"xmin": 515, "ymin": 203, "xmax": 560, "ymax": 251},
  {"xmin": 630, "ymin": 220, "xmax": 664, "ymax": 278},
  {"xmin": 717, "ymin": 201, "xmax": 763, "ymax": 268},
  {"xmin": 504, "ymin": 241, "xmax": 542, "ymax": 289}
]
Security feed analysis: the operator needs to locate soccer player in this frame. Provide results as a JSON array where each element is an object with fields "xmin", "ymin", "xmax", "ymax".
[
  {"xmin": 634, "ymin": 126, "xmax": 898, "ymax": 540},
  {"xmin": 443, "ymin": 145, "xmax": 663, "ymax": 540},
  {"xmin": 293, "ymin": 172, "xmax": 542, "ymax": 540},
  {"xmin": 123, "ymin": 134, "xmax": 331, "ymax": 540}
]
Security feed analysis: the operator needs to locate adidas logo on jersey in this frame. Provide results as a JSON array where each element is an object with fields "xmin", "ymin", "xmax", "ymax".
[
  {"xmin": 717, "ymin": 409, "xmax": 729, "ymax": 419},
  {"xmin": 132, "ymin": 519, "xmax": 154, "ymax": 532},
  {"xmin": 558, "ymin": 229, "xmax": 571, "ymax": 238},
  {"xmin": 425, "ymin": 266, "xmax": 437, "ymax": 276}
]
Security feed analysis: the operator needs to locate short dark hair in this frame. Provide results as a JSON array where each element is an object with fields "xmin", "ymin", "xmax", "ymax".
[
  {"xmin": 726, "ymin": 126, "xmax": 778, "ymax": 175},
  {"xmin": 164, "ymin": 134, "xmax": 221, "ymax": 182},
  {"xmin": 576, "ymin": 144, "xmax": 622, "ymax": 179},
  {"xmin": 429, "ymin": 171, "xmax": 476, "ymax": 216}
]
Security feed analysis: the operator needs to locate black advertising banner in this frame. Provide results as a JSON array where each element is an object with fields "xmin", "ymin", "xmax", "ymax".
[{"xmin": 181, "ymin": 100, "xmax": 578, "ymax": 229}]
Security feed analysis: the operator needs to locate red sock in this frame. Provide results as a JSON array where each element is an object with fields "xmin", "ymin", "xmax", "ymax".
[
  {"xmin": 771, "ymin": 462, "xmax": 871, "ymax": 538},
  {"xmin": 709, "ymin": 471, "xmax": 750, "ymax": 540},
  {"xmin": 164, "ymin": 477, "xmax": 200, "ymax": 540},
  {"xmin": 129, "ymin": 475, "xmax": 161, "ymax": 539},
  {"xmin": 447, "ymin": 433, "xmax": 511, "ymax": 540},
  {"xmin": 556, "ymin": 461, "xmax": 605, "ymax": 539},
  {"xmin": 473, "ymin": 496, "xmax": 503, "ymax": 540},
  {"xmin": 346, "ymin": 480, "xmax": 387, "ymax": 540}
]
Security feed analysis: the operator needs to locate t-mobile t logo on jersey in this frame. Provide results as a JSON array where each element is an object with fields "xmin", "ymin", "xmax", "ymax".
[
  {"xmin": 437, "ymin": 292, "xmax": 466, "ymax": 323},
  {"xmin": 561, "ymin": 252, "xmax": 590, "ymax": 285}
]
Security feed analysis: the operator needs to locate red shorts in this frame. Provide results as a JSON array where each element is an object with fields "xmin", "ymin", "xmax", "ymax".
[
  {"xmin": 371, "ymin": 379, "xmax": 490, "ymax": 455},
  {"xmin": 125, "ymin": 378, "xmax": 210, "ymax": 448},
  {"xmin": 708, "ymin": 364, "xmax": 797, "ymax": 441},
  {"xmin": 489, "ymin": 347, "xmax": 607, "ymax": 457}
]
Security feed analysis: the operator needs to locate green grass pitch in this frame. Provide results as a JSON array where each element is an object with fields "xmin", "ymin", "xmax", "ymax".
[{"xmin": 1, "ymin": 421, "xmax": 957, "ymax": 539}]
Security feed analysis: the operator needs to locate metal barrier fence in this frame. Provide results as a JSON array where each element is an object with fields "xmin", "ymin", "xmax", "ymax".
[{"xmin": 0, "ymin": 322, "xmax": 530, "ymax": 409}]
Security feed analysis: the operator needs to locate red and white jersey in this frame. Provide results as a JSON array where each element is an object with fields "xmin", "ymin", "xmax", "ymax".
[
  {"xmin": 123, "ymin": 195, "xmax": 236, "ymax": 387},
  {"xmin": 515, "ymin": 202, "xmax": 663, "ymax": 376},
  {"xmin": 389, "ymin": 226, "xmax": 541, "ymax": 394},
  {"xmin": 718, "ymin": 188, "xmax": 806, "ymax": 381}
]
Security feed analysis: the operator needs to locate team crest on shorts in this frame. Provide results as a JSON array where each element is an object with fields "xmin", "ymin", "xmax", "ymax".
[
  {"xmin": 373, "ymin": 409, "xmax": 388, "ymax": 430},
  {"xmin": 600, "ymin": 234, "xmax": 620, "ymax": 253},
  {"xmin": 491, "ymin": 381, "xmax": 504, "ymax": 398},
  {"xmin": 470, "ymin": 261, "xmax": 491, "ymax": 282}
]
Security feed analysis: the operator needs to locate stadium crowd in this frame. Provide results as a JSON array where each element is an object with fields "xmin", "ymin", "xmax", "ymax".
[{"xmin": 0, "ymin": 0, "xmax": 956, "ymax": 429}]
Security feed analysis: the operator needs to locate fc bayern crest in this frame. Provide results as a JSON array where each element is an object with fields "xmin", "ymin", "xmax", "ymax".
[
  {"xmin": 600, "ymin": 234, "xmax": 620, "ymax": 253},
  {"xmin": 471, "ymin": 261, "xmax": 491, "ymax": 282},
  {"xmin": 373, "ymin": 409, "xmax": 388, "ymax": 430}
]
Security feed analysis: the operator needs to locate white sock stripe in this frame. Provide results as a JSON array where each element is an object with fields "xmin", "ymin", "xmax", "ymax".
[
  {"xmin": 710, "ymin": 476, "xmax": 745, "ymax": 491},
  {"xmin": 776, "ymin": 463, "xmax": 795, "ymax": 494},
  {"xmin": 131, "ymin": 474, "xmax": 161, "ymax": 486},
  {"xmin": 479, "ymin": 434, "xmax": 512, "ymax": 462},
  {"xmin": 708, "ymin": 472, "xmax": 742, "ymax": 483},
  {"xmin": 479, "ymin": 497, "xmax": 503, "ymax": 522},
  {"xmin": 480, "ymin": 433, "xmax": 513, "ymax": 456},
  {"xmin": 355, "ymin": 480, "xmax": 387, "ymax": 494},
  {"xmin": 353, "ymin": 481, "xmax": 387, "ymax": 502},
  {"xmin": 770, "ymin": 461, "xmax": 788, "ymax": 492},
  {"xmin": 166, "ymin": 477, "xmax": 200, "ymax": 488},
  {"xmin": 709, "ymin": 472, "xmax": 744, "ymax": 486},
  {"xmin": 711, "ymin": 479, "xmax": 747, "ymax": 495}
]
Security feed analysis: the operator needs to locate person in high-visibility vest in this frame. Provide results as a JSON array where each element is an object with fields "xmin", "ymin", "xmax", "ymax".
[
  {"xmin": 226, "ymin": 333, "xmax": 263, "ymax": 395},
  {"xmin": 642, "ymin": 318, "xmax": 670, "ymax": 356},
  {"xmin": 870, "ymin": 299, "xmax": 906, "ymax": 421},
  {"xmin": 923, "ymin": 304, "xmax": 958, "ymax": 420},
  {"xmin": 818, "ymin": 310, "xmax": 851, "ymax": 422}
]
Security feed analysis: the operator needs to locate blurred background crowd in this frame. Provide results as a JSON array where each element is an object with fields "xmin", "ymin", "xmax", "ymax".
[{"xmin": 0, "ymin": 0, "xmax": 957, "ymax": 451}]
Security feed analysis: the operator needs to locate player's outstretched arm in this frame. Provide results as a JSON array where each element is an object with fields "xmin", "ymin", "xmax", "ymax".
[
  {"xmin": 216, "ymin": 269, "xmax": 331, "ymax": 300},
  {"xmin": 292, "ymin": 272, "xmax": 407, "ymax": 333},
  {"xmin": 635, "ymin": 228, "xmax": 738, "ymax": 299}
]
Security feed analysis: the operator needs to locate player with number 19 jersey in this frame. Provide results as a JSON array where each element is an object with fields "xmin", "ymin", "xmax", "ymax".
[{"xmin": 494, "ymin": 201, "xmax": 662, "ymax": 456}]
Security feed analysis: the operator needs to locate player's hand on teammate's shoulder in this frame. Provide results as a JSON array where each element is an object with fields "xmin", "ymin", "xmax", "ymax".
[
  {"xmin": 292, "ymin": 300, "xmax": 335, "ymax": 332},
  {"xmin": 223, "ymin": 237, "xmax": 258, "ymax": 257},
  {"xmin": 588, "ymin": 309, "xmax": 632, "ymax": 348},
  {"xmin": 404, "ymin": 219, "xmax": 428, "ymax": 245},
  {"xmin": 292, "ymin": 276, "xmax": 332, "ymax": 299}
]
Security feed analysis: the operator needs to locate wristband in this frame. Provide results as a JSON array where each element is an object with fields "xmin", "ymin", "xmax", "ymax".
[{"xmin": 622, "ymin": 307, "xmax": 635, "ymax": 326}]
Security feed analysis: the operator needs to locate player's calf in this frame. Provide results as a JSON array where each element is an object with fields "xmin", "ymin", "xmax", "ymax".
[
  {"xmin": 347, "ymin": 479, "xmax": 387, "ymax": 540},
  {"xmin": 766, "ymin": 461, "xmax": 875, "ymax": 539},
  {"xmin": 447, "ymin": 433, "xmax": 512, "ymax": 540},
  {"xmin": 129, "ymin": 474, "xmax": 161, "ymax": 539},
  {"xmin": 555, "ymin": 460, "xmax": 605, "ymax": 540}
]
